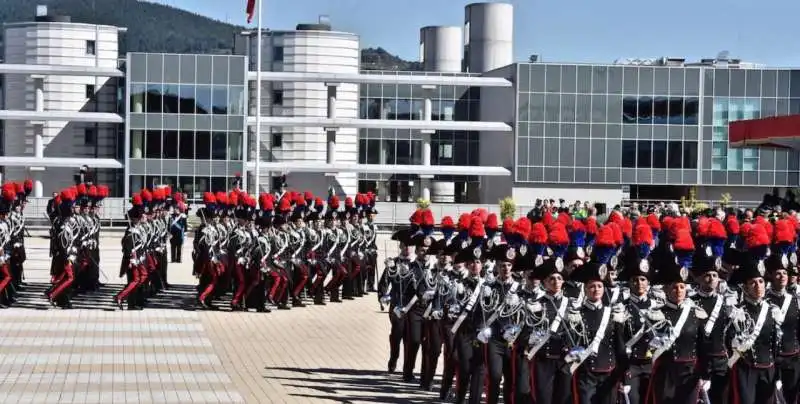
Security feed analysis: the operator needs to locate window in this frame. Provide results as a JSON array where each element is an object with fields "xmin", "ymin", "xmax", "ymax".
[
  {"xmin": 272, "ymin": 133, "xmax": 283, "ymax": 148},
  {"xmin": 145, "ymin": 130, "xmax": 161, "ymax": 158},
  {"xmin": 622, "ymin": 140, "xmax": 637, "ymax": 168},
  {"xmin": 211, "ymin": 132, "xmax": 227, "ymax": 160},
  {"xmin": 178, "ymin": 131, "xmax": 194, "ymax": 159},
  {"xmin": 212, "ymin": 86, "xmax": 228, "ymax": 114},
  {"xmin": 272, "ymin": 90, "xmax": 283, "ymax": 106},
  {"xmin": 163, "ymin": 130, "xmax": 178, "ymax": 159},
  {"xmin": 85, "ymin": 84, "xmax": 95, "ymax": 99},
  {"xmin": 621, "ymin": 96, "xmax": 701, "ymax": 125},
  {"xmin": 84, "ymin": 128, "xmax": 97, "ymax": 146},
  {"xmin": 86, "ymin": 40, "xmax": 96, "ymax": 55},
  {"xmin": 439, "ymin": 143, "xmax": 453, "ymax": 159},
  {"xmin": 273, "ymin": 46, "xmax": 284, "ymax": 62},
  {"xmin": 637, "ymin": 141, "xmax": 652, "ymax": 168}
]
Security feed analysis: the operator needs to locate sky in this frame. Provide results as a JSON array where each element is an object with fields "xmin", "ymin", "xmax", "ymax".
[{"xmin": 163, "ymin": 0, "xmax": 800, "ymax": 67}]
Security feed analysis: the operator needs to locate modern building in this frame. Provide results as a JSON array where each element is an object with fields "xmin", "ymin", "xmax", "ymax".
[{"xmin": 1, "ymin": 2, "xmax": 799, "ymax": 207}]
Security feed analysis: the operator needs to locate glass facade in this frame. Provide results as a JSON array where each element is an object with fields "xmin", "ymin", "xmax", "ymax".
[
  {"xmin": 127, "ymin": 53, "xmax": 248, "ymax": 199},
  {"xmin": 357, "ymin": 71, "xmax": 481, "ymax": 202},
  {"xmin": 515, "ymin": 63, "xmax": 800, "ymax": 187}
]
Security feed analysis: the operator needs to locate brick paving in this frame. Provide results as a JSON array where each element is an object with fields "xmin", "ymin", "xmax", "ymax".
[{"xmin": 0, "ymin": 233, "xmax": 438, "ymax": 403}]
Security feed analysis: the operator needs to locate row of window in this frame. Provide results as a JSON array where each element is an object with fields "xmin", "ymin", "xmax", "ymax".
[
  {"xmin": 621, "ymin": 141, "xmax": 698, "ymax": 169},
  {"xmin": 359, "ymin": 98, "xmax": 476, "ymax": 121},
  {"xmin": 129, "ymin": 84, "xmax": 246, "ymax": 115},
  {"xmin": 357, "ymin": 138, "xmax": 480, "ymax": 166},
  {"xmin": 622, "ymin": 97, "xmax": 699, "ymax": 125},
  {"xmin": 132, "ymin": 130, "xmax": 243, "ymax": 160},
  {"xmin": 131, "ymin": 176, "xmax": 237, "ymax": 199},
  {"xmin": 520, "ymin": 64, "xmax": 703, "ymax": 96}
]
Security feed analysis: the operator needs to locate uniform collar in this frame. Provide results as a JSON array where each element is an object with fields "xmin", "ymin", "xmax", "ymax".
[
  {"xmin": 629, "ymin": 293, "xmax": 648, "ymax": 303},
  {"xmin": 583, "ymin": 299, "xmax": 603, "ymax": 310},
  {"xmin": 768, "ymin": 288, "xmax": 787, "ymax": 298},
  {"xmin": 664, "ymin": 299, "xmax": 689, "ymax": 310},
  {"xmin": 545, "ymin": 291, "xmax": 563, "ymax": 301},
  {"xmin": 696, "ymin": 288, "xmax": 717, "ymax": 298}
]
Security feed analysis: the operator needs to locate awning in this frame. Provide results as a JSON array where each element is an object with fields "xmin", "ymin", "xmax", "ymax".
[{"xmin": 729, "ymin": 115, "xmax": 800, "ymax": 149}]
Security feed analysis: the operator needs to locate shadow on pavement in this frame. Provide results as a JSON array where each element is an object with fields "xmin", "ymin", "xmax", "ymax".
[
  {"xmin": 10, "ymin": 281, "xmax": 200, "ymax": 311},
  {"xmin": 264, "ymin": 367, "xmax": 440, "ymax": 403}
]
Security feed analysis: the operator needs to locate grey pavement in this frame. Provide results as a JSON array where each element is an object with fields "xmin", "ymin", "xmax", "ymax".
[{"xmin": 0, "ymin": 233, "xmax": 438, "ymax": 403}]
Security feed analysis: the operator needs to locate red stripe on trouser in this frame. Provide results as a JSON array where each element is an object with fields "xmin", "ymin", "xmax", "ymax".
[
  {"xmin": 326, "ymin": 265, "xmax": 346, "ymax": 291},
  {"xmin": 231, "ymin": 263, "xmax": 246, "ymax": 305},
  {"xmin": 571, "ymin": 371, "xmax": 580, "ymax": 404},
  {"xmin": 199, "ymin": 262, "xmax": 220, "ymax": 302},
  {"xmin": 529, "ymin": 360, "xmax": 535, "ymax": 403},
  {"xmin": 276, "ymin": 271, "xmax": 290, "ymax": 301},
  {"xmin": 483, "ymin": 344, "xmax": 489, "ymax": 401},
  {"xmin": 116, "ymin": 264, "xmax": 142, "ymax": 301},
  {"xmin": 292, "ymin": 264, "xmax": 309, "ymax": 297},
  {"xmin": 244, "ymin": 266, "xmax": 261, "ymax": 298},
  {"xmin": 349, "ymin": 260, "xmax": 361, "ymax": 279},
  {"xmin": 311, "ymin": 265, "xmax": 325, "ymax": 289},
  {"xmin": 0, "ymin": 263, "xmax": 12, "ymax": 296},
  {"xmin": 50, "ymin": 262, "xmax": 75, "ymax": 300},
  {"xmin": 268, "ymin": 271, "xmax": 282, "ymax": 301},
  {"xmin": 645, "ymin": 359, "xmax": 661, "ymax": 404},
  {"xmin": 146, "ymin": 254, "xmax": 157, "ymax": 271}
]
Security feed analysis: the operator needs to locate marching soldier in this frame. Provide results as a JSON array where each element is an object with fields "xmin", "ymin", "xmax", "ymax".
[
  {"xmin": 764, "ymin": 241, "xmax": 800, "ymax": 404},
  {"xmin": 169, "ymin": 193, "xmax": 187, "ymax": 263},
  {"xmin": 115, "ymin": 194, "xmax": 146, "ymax": 310},
  {"xmin": 0, "ymin": 184, "xmax": 16, "ymax": 307},
  {"xmin": 726, "ymin": 259, "xmax": 782, "ymax": 403}
]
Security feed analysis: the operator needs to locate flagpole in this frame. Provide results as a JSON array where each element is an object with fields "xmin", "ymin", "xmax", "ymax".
[{"xmin": 253, "ymin": 0, "xmax": 263, "ymax": 194}]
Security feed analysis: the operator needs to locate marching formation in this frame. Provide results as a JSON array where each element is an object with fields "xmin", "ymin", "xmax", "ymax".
[
  {"xmin": 170, "ymin": 175, "xmax": 379, "ymax": 311},
  {"xmin": 380, "ymin": 203, "xmax": 800, "ymax": 404},
  {"xmin": 0, "ymin": 180, "xmax": 32, "ymax": 308}
]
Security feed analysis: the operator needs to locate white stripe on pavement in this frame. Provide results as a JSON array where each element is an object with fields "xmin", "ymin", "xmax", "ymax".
[
  {"xmin": 0, "ymin": 337, "xmax": 212, "ymax": 347},
  {"xmin": 0, "ymin": 353, "xmax": 221, "ymax": 365},
  {"xmin": 0, "ymin": 372, "xmax": 231, "ymax": 385},
  {"xmin": 0, "ymin": 323, "xmax": 203, "ymax": 332}
]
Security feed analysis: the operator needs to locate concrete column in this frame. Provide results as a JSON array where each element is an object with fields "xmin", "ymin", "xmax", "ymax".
[
  {"xmin": 326, "ymin": 130, "xmax": 337, "ymax": 165},
  {"xmin": 131, "ymin": 130, "xmax": 143, "ymax": 158},
  {"xmin": 34, "ymin": 125, "xmax": 44, "ymax": 158},
  {"xmin": 325, "ymin": 83, "xmax": 339, "ymax": 166},
  {"xmin": 420, "ymin": 86, "xmax": 436, "ymax": 201},
  {"xmin": 34, "ymin": 78, "xmax": 44, "ymax": 112},
  {"xmin": 130, "ymin": 176, "xmax": 143, "ymax": 193},
  {"xmin": 33, "ymin": 173, "xmax": 43, "ymax": 198}
]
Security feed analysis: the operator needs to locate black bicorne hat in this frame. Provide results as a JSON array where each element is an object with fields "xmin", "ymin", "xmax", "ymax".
[
  {"xmin": 653, "ymin": 257, "xmax": 690, "ymax": 285},
  {"xmin": 692, "ymin": 253, "xmax": 724, "ymax": 275},
  {"xmin": 569, "ymin": 261, "xmax": 608, "ymax": 283},
  {"xmin": 531, "ymin": 257, "xmax": 566, "ymax": 280},
  {"xmin": 622, "ymin": 252, "xmax": 652, "ymax": 280},
  {"xmin": 489, "ymin": 243, "xmax": 517, "ymax": 264},
  {"xmin": 728, "ymin": 258, "xmax": 766, "ymax": 286},
  {"xmin": 454, "ymin": 242, "xmax": 485, "ymax": 265}
]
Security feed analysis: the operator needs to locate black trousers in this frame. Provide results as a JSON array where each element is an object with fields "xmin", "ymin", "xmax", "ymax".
[
  {"xmin": 170, "ymin": 240, "xmax": 183, "ymax": 263},
  {"xmin": 440, "ymin": 320, "xmax": 457, "ymax": 399},
  {"xmin": 388, "ymin": 305, "xmax": 405, "ymax": 369},
  {"xmin": 572, "ymin": 368, "xmax": 617, "ymax": 404},
  {"xmin": 403, "ymin": 310, "xmax": 424, "ymax": 380},
  {"xmin": 777, "ymin": 355, "xmax": 800, "ymax": 404},
  {"xmin": 646, "ymin": 359, "xmax": 698, "ymax": 404},
  {"xmin": 420, "ymin": 318, "xmax": 443, "ymax": 389},
  {"xmin": 729, "ymin": 362, "xmax": 775, "ymax": 404},
  {"xmin": 451, "ymin": 329, "xmax": 483, "ymax": 404},
  {"xmin": 533, "ymin": 355, "xmax": 573, "ymax": 404},
  {"xmin": 702, "ymin": 355, "xmax": 728, "ymax": 404},
  {"xmin": 624, "ymin": 360, "xmax": 652, "ymax": 404}
]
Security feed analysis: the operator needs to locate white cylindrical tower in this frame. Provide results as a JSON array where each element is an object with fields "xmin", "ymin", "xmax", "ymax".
[
  {"xmin": 247, "ymin": 24, "xmax": 360, "ymax": 197},
  {"xmin": 463, "ymin": 2, "xmax": 514, "ymax": 73},
  {"xmin": 419, "ymin": 26, "xmax": 462, "ymax": 73},
  {"xmin": 3, "ymin": 13, "xmax": 122, "ymax": 194}
]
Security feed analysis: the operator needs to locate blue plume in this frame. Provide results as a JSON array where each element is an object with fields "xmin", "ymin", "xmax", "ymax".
[
  {"xmin": 638, "ymin": 244, "xmax": 651, "ymax": 259},
  {"xmin": 676, "ymin": 250, "xmax": 693, "ymax": 269},
  {"xmin": 442, "ymin": 228, "xmax": 455, "ymax": 239},
  {"xmin": 552, "ymin": 244, "xmax": 568, "ymax": 258},
  {"xmin": 570, "ymin": 230, "xmax": 586, "ymax": 248},
  {"xmin": 531, "ymin": 243, "xmax": 547, "ymax": 256},
  {"xmin": 708, "ymin": 238, "xmax": 725, "ymax": 257},
  {"xmin": 749, "ymin": 245, "xmax": 769, "ymax": 261},
  {"xmin": 594, "ymin": 245, "xmax": 615, "ymax": 265}
]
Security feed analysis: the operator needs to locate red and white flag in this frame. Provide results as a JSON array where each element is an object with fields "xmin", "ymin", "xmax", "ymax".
[{"xmin": 246, "ymin": 0, "xmax": 256, "ymax": 23}]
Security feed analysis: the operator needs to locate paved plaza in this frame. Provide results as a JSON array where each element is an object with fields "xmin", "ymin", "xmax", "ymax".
[{"xmin": 0, "ymin": 233, "xmax": 439, "ymax": 403}]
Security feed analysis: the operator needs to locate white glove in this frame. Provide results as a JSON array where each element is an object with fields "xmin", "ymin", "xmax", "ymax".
[
  {"xmin": 456, "ymin": 283, "xmax": 465, "ymax": 295},
  {"xmin": 422, "ymin": 290, "xmax": 436, "ymax": 301},
  {"xmin": 505, "ymin": 293, "xmax": 520, "ymax": 307},
  {"xmin": 477, "ymin": 327, "xmax": 492, "ymax": 344},
  {"xmin": 645, "ymin": 309, "xmax": 666, "ymax": 323}
]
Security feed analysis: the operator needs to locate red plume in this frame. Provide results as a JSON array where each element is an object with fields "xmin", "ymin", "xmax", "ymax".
[
  {"xmin": 421, "ymin": 209, "xmax": 435, "ymax": 227},
  {"xmin": 141, "ymin": 189, "xmax": 153, "ymax": 202},
  {"xmin": 23, "ymin": 179, "xmax": 33, "ymax": 192},
  {"xmin": 632, "ymin": 222, "xmax": 653, "ymax": 246},
  {"xmin": 13, "ymin": 183, "xmax": 23, "ymax": 194},
  {"xmin": 645, "ymin": 214, "xmax": 661, "ymax": 232},
  {"xmin": 485, "ymin": 213, "xmax": 499, "ymax": 231},
  {"xmin": 755, "ymin": 216, "xmax": 774, "ymax": 240},
  {"xmin": 609, "ymin": 222, "xmax": 623, "ymax": 246},
  {"xmin": 76, "ymin": 183, "xmax": 87, "ymax": 196},
  {"xmin": 410, "ymin": 209, "xmax": 423, "ymax": 226},
  {"xmin": 304, "ymin": 191, "xmax": 313, "ymax": 201},
  {"xmin": 528, "ymin": 222, "xmax": 549, "ymax": 245},
  {"xmin": 570, "ymin": 219, "xmax": 585, "ymax": 233},
  {"xmin": 707, "ymin": 218, "xmax": 727, "ymax": 239},
  {"xmin": 345, "ymin": 197, "xmax": 354, "ymax": 208},
  {"xmin": 673, "ymin": 228, "xmax": 695, "ymax": 251},
  {"xmin": 2, "ymin": 184, "xmax": 16, "ymax": 202},
  {"xmin": 457, "ymin": 213, "xmax": 472, "ymax": 231},
  {"xmin": 472, "ymin": 208, "xmax": 489, "ymax": 224},
  {"xmin": 314, "ymin": 197, "xmax": 324, "ymax": 207},
  {"xmin": 88, "ymin": 185, "xmax": 98, "ymax": 198},
  {"xmin": 469, "ymin": 218, "xmax": 486, "ymax": 238},
  {"xmin": 725, "ymin": 216, "xmax": 740, "ymax": 235},
  {"xmin": 441, "ymin": 216, "xmax": 455, "ymax": 229},
  {"xmin": 548, "ymin": 222, "xmax": 570, "ymax": 246},
  {"xmin": 131, "ymin": 193, "xmax": 143, "ymax": 206},
  {"xmin": 203, "ymin": 192, "xmax": 216, "ymax": 204},
  {"xmin": 329, "ymin": 196, "xmax": 340, "ymax": 210},
  {"xmin": 259, "ymin": 193, "xmax": 274, "ymax": 210},
  {"xmin": 556, "ymin": 212, "xmax": 571, "ymax": 226},
  {"xmin": 584, "ymin": 216, "xmax": 598, "ymax": 235},
  {"xmin": 228, "ymin": 191, "xmax": 239, "ymax": 206},
  {"xmin": 595, "ymin": 225, "xmax": 616, "ymax": 248},
  {"xmin": 541, "ymin": 211, "xmax": 554, "ymax": 228},
  {"xmin": 774, "ymin": 219, "xmax": 796, "ymax": 244},
  {"xmin": 502, "ymin": 218, "xmax": 514, "ymax": 233},
  {"xmin": 278, "ymin": 198, "xmax": 291, "ymax": 213},
  {"xmin": 514, "ymin": 218, "xmax": 532, "ymax": 240},
  {"xmin": 697, "ymin": 217, "xmax": 710, "ymax": 237}
]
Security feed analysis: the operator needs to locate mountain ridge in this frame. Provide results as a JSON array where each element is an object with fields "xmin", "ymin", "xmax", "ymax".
[{"xmin": 0, "ymin": 0, "xmax": 420, "ymax": 70}]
